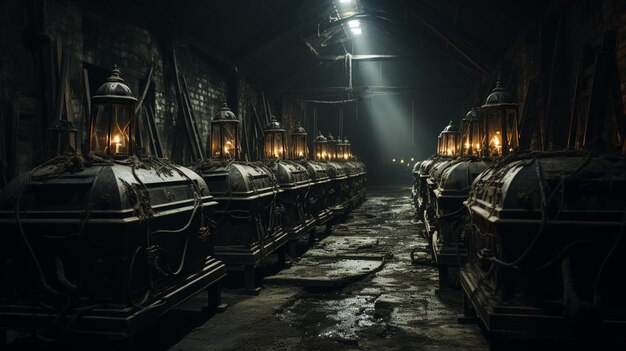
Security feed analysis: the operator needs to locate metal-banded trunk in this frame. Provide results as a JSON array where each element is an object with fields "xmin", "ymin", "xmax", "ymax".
[{"xmin": 0, "ymin": 157, "xmax": 225, "ymax": 337}]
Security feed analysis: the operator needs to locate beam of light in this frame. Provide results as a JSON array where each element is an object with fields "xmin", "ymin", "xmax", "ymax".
[
  {"xmin": 353, "ymin": 38, "xmax": 413, "ymax": 162},
  {"xmin": 348, "ymin": 20, "xmax": 360, "ymax": 28},
  {"xmin": 351, "ymin": 27, "xmax": 362, "ymax": 35},
  {"xmin": 339, "ymin": 0, "xmax": 352, "ymax": 3}
]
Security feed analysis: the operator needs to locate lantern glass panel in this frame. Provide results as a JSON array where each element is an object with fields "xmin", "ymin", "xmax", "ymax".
[
  {"xmin": 462, "ymin": 118, "xmax": 482, "ymax": 156},
  {"xmin": 484, "ymin": 110, "xmax": 502, "ymax": 157},
  {"xmin": 337, "ymin": 143, "xmax": 344, "ymax": 160},
  {"xmin": 211, "ymin": 121, "xmax": 238, "ymax": 159},
  {"xmin": 331, "ymin": 141, "xmax": 339, "ymax": 160},
  {"xmin": 437, "ymin": 135, "xmax": 444, "ymax": 155},
  {"xmin": 264, "ymin": 131, "xmax": 285, "ymax": 159},
  {"xmin": 90, "ymin": 102, "xmax": 133, "ymax": 157},
  {"xmin": 442, "ymin": 132, "xmax": 459, "ymax": 156},
  {"xmin": 313, "ymin": 141, "xmax": 324, "ymax": 160},
  {"xmin": 484, "ymin": 108, "xmax": 518, "ymax": 157},
  {"xmin": 292, "ymin": 135, "xmax": 307, "ymax": 159},
  {"xmin": 322, "ymin": 142, "xmax": 330, "ymax": 160}
]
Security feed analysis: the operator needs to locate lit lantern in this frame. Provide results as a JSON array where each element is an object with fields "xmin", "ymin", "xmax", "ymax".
[
  {"xmin": 264, "ymin": 116, "xmax": 286, "ymax": 159},
  {"xmin": 312, "ymin": 132, "xmax": 328, "ymax": 161},
  {"xmin": 461, "ymin": 107, "xmax": 483, "ymax": 157},
  {"xmin": 336, "ymin": 138, "xmax": 346, "ymax": 161},
  {"xmin": 343, "ymin": 138, "xmax": 352, "ymax": 160},
  {"xmin": 481, "ymin": 79, "xmax": 519, "ymax": 157},
  {"xmin": 48, "ymin": 119, "xmax": 79, "ymax": 157},
  {"xmin": 89, "ymin": 66, "xmax": 137, "ymax": 158},
  {"xmin": 290, "ymin": 121, "xmax": 308, "ymax": 159},
  {"xmin": 210, "ymin": 102, "xmax": 240, "ymax": 159},
  {"xmin": 326, "ymin": 132, "xmax": 337, "ymax": 160},
  {"xmin": 439, "ymin": 120, "xmax": 460, "ymax": 157}
]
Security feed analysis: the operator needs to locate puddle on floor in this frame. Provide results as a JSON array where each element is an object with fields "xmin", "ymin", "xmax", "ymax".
[{"xmin": 277, "ymin": 294, "xmax": 380, "ymax": 341}]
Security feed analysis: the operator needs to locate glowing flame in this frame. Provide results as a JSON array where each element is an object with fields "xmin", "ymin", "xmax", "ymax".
[{"xmin": 113, "ymin": 135, "xmax": 122, "ymax": 153}]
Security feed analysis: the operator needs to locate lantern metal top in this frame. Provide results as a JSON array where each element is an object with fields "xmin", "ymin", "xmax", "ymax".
[
  {"xmin": 48, "ymin": 119, "xmax": 79, "ymax": 133},
  {"xmin": 314, "ymin": 132, "xmax": 327, "ymax": 142},
  {"xmin": 213, "ymin": 101, "xmax": 238, "ymax": 122},
  {"xmin": 326, "ymin": 132, "xmax": 335, "ymax": 141},
  {"xmin": 344, "ymin": 138, "xmax": 350, "ymax": 145},
  {"xmin": 291, "ymin": 121, "xmax": 307, "ymax": 136},
  {"xmin": 442, "ymin": 120, "xmax": 458, "ymax": 133},
  {"xmin": 483, "ymin": 79, "xmax": 517, "ymax": 107},
  {"xmin": 92, "ymin": 65, "xmax": 138, "ymax": 102},
  {"xmin": 464, "ymin": 107, "xmax": 482, "ymax": 121},
  {"xmin": 264, "ymin": 115, "xmax": 285, "ymax": 132}
]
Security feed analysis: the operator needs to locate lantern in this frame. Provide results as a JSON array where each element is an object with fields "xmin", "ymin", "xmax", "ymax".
[
  {"xmin": 210, "ymin": 102, "xmax": 240, "ymax": 159},
  {"xmin": 263, "ymin": 116, "xmax": 286, "ymax": 159},
  {"xmin": 439, "ymin": 120, "xmax": 460, "ymax": 157},
  {"xmin": 48, "ymin": 119, "xmax": 79, "ymax": 157},
  {"xmin": 481, "ymin": 79, "xmax": 519, "ymax": 157},
  {"xmin": 336, "ymin": 138, "xmax": 346, "ymax": 161},
  {"xmin": 343, "ymin": 138, "xmax": 352, "ymax": 160},
  {"xmin": 89, "ymin": 66, "xmax": 137, "ymax": 158},
  {"xmin": 461, "ymin": 107, "xmax": 483, "ymax": 157},
  {"xmin": 326, "ymin": 132, "xmax": 337, "ymax": 160},
  {"xmin": 312, "ymin": 132, "xmax": 327, "ymax": 161},
  {"xmin": 290, "ymin": 122, "xmax": 308, "ymax": 159}
]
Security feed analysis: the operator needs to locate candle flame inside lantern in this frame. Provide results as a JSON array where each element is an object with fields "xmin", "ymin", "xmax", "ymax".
[{"xmin": 113, "ymin": 135, "xmax": 122, "ymax": 153}]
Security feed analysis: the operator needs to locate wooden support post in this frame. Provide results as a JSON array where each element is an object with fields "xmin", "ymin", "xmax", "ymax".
[
  {"xmin": 172, "ymin": 45, "xmax": 204, "ymax": 161},
  {"xmin": 54, "ymin": 47, "xmax": 70, "ymax": 122},
  {"xmin": 135, "ymin": 63, "xmax": 154, "ymax": 113},
  {"xmin": 181, "ymin": 75, "xmax": 205, "ymax": 159}
]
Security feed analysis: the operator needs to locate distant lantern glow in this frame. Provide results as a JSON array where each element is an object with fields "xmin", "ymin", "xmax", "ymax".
[
  {"xmin": 348, "ymin": 20, "xmax": 360, "ymax": 28},
  {"xmin": 410, "ymin": 157, "xmax": 414, "ymax": 162},
  {"xmin": 392, "ymin": 158, "xmax": 396, "ymax": 162},
  {"xmin": 400, "ymin": 159, "xmax": 404, "ymax": 164},
  {"xmin": 351, "ymin": 27, "xmax": 362, "ymax": 35}
]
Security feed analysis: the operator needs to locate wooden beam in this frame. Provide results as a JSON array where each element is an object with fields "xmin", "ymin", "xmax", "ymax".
[{"xmin": 408, "ymin": 8, "xmax": 491, "ymax": 75}]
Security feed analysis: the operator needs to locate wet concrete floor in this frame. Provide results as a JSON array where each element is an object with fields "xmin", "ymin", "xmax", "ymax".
[{"xmin": 170, "ymin": 186, "xmax": 489, "ymax": 350}]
